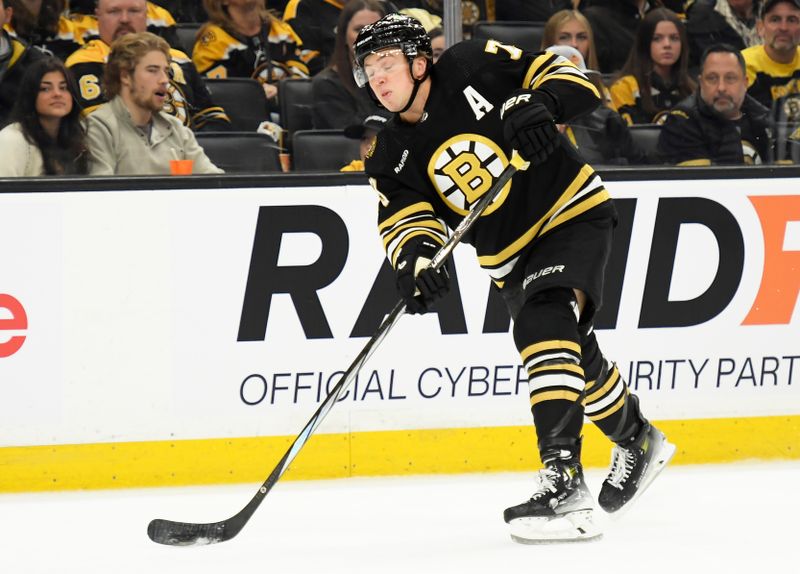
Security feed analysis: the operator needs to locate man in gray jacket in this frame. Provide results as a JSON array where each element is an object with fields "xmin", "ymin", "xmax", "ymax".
[{"xmin": 86, "ymin": 31, "xmax": 222, "ymax": 175}]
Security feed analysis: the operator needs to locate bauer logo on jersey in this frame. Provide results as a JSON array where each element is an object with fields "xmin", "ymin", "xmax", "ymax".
[{"xmin": 427, "ymin": 134, "xmax": 511, "ymax": 216}]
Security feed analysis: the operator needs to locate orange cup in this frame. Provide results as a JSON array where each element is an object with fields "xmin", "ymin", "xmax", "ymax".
[{"xmin": 170, "ymin": 159, "xmax": 194, "ymax": 175}]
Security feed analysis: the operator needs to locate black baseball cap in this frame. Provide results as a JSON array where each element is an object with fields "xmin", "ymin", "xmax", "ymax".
[
  {"xmin": 760, "ymin": 0, "xmax": 800, "ymax": 18},
  {"xmin": 344, "ymin": 113, "xmax": 391, "ymax": 139}
]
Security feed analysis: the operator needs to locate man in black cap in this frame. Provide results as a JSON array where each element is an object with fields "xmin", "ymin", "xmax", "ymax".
[{"xmin": 340, "ymin": 111, "xmax": 390, "ymax": 171}]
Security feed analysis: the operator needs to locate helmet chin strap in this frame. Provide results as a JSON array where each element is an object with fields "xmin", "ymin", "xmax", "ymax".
[{"xmin": 397, "ymin": 58, "xmax": 430, "ymax": 115}]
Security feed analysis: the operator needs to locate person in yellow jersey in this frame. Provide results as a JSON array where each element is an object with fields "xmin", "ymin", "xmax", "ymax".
[
  {"xmin": 193, "ymin": 0, "xmax": 315, "ymax": 109},
  {"xmin": 66, "ymin": 0, "xmax": 181, "ymax": 48},
  {"xmin": 65, "ymin": 0, "xmax": 230, "ymax": 130},
  {"xmin": 742, "ymin": 0, "xmax": 800, "ymax": 161}
]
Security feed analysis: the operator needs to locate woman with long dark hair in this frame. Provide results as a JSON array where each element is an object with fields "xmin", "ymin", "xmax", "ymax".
[
  {"xmin": 311, "ymin": 0, "xmax": 388, "ymax": 129},
  {"xmin": 0, "ymin": 56, "xmax": 88, "ymax": 176},
  {"xmin": 610, "ymin": 8, "xmax": 696, "ymax": 125}
]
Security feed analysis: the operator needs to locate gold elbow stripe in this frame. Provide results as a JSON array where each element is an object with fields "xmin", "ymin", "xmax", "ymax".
[{"xmin": 378, "ymin": 202, "xmax": 435, "ymax": 233}]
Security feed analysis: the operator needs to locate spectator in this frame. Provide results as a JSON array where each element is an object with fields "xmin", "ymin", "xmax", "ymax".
[
  {"xmin": 742, "ymin": 0, "xmax": 800, "ymax": 108},
  {"xmin": 495, "ymin": 0, "xmax": 572, "ymax": 22},
  {"xmin": 580, "ymin": 0, "xmax": 651, "ymax": 74},
  {"xmin": 743, "ymin": 0, "xmax": 800, "ymax": 161},
  {"xmin": 659, "ymin": 43, "xmax": 772, "ymax": 164},
  {"xmin": 686, "ymin": 1, "xmax": 762, "ymax": 70},
  {"xmin": 66, "ymin": 0, "xmax": 181, "ymax": 48},
  {"xmin": 340, "ymin": 110, "xmax": 389, "ymax": 171},
  {"xmin": 609, "ymin": 8, "xmax": 696, "ymax": 124},
  {"xmin": 428, "ymin": 26, "xmax": 444, "ymax": 63},
  {"xmin": 6, "ymin": 0, "xmax": 85, "ymax": 61},
  {"xmin": 66, "ymin": 0, "xmax": 230, "ymax": 131},
  {"xmin": 85, "ymin": 32, "xmax": 222, "ymax": 175},
  {"xmin": 283, "ymin": 0, "xmax": 343, "ymax": 70},
  {"xmin": 0, "ymin": 56, "xmax": 89, "ymax": 176},
  {"xmin": 541, "ymin": 9, "xmax": 601, "ymax": 78},
  {"xmin": 1, "ymin": 0, "xmax": 44, "ymax": 127},
  {"xmin": 311, "ymin": 0, "xmax": 386, "ymax": 129},
  {"xmin": 546, "ymin": 44, "xmax": 647, "ymax": 165},
  {"xmin": 193, "ymin": 0, "xmax": 315, "ymax": 107}
]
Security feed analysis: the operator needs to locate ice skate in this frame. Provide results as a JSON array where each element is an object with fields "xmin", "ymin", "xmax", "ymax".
[
  {"xmin": 598, "ymin": 422, "xmax": 676, "ymax": 514},
  {"xmin": 504, "ymin": 458, "xmax": 602, "ymax": 544}
]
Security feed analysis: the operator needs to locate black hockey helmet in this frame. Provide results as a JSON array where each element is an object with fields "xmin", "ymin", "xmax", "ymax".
[{"xmin": 353, "ymin": 13, "xmax": 432, "ymax": 88}]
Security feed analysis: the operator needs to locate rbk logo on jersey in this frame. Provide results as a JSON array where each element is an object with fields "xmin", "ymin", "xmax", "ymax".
[{"xmin": 427, "ymin": 134, "xmax": 512, "ymax": 216}]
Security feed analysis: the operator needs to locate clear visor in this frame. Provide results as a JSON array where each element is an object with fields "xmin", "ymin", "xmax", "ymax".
[{"xmin": 353, "ymin": 48, "xmax": 406, "ymax": 88}]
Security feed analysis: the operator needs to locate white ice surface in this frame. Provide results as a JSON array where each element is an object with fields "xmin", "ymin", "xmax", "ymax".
[{"xmin": 1, "ymin": 461, "xmax": 798, "ymax": 573}]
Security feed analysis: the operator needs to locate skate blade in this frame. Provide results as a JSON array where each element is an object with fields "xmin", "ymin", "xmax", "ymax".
[
  {"xmin": 508, "ymin": 510, "xmax": 602, "ymax": 544},
  {"xmin": 608, "ymin": 437, "xmax": 677, "ymax": 519}
]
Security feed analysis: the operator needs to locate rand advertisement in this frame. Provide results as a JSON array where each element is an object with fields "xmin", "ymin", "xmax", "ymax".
[{"xmin": 0, "ymin": 176, "xmax": 798, "ymax": 489}]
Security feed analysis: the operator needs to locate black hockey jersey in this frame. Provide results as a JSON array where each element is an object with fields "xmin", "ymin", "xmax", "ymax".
[{"xmin": 365, "ymin": 39, "xmax": 613, "ymax": 285}]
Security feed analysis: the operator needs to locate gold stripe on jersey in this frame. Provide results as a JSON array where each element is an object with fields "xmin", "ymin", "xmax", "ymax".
[
  {"xmin": 528, "ymin": 362, "xmax": 584, "ymax": 379},
  {"xmin": 386, "ymin": 227, "xmax": 447, "ymax": 267},
  {"xmin": 520, "ymin": 339, "xmax": 581, "ymax": 365},
  {"xmin": 585, "ymin": 364, "xmax": 628, "ymax": 421},
  {"xmin": 587, "ymin": 389, "xmax": 628, "ymax": 421},
  {"xmin": 378, "ymin": 202, "xmax": 448, "ymax": 267},
  {"xmin": 530, "ymin": 389, "xmax": 583, "ymax": 408},
  {"xmin": 378, "ymin": 201, "xmax": 436, "ymax": 232},
  {"xmin": 382, "ymin": 218, "xmax": 448, "ymax": 251},
  {"xmin": 528, "ymin": 58, "xmax": 600, "ymax": 99},
  {"xmin": 540, "ymin": 176, "xmax": 609, "ymax": 235},
  {"xmin": 477, "ymin": 164, "xmax": 603, "ymax": 277},
  {"xmin": 523, "ymin": 339, "xmax": 584, "ymax": 407}
]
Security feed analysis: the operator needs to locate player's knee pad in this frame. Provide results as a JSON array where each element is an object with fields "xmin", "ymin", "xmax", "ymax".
[{"xmin": 513, "ymin": 287, "xmax": 585, "ymax": 408}]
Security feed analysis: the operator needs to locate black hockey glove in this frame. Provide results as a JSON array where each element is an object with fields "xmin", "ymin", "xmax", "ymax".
[
  {"xmin": 395, "ymin": 240, "xmax": 450, "ymax": 315},
  {"xmin": 501, "ymin": 90, "xmax": 560, "ymax": 166}
]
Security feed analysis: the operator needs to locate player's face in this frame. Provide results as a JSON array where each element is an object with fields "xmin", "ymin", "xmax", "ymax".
[
  {"xmin": 759, "ymin": 4, "xmax": 800, "ymax": 53},
  {"xmin": 555, "ymin": 19, "xmax": 590, "ymax": 62},
  {"xmin": 364, "ymin": 49, "xmax": 415, "ymax": 112},
  {"xmin": 36, "ymin": 70, "xmax": 73, "ymax": 121},
  {"xmin": 650, "ymin": 20, "xmax": 681, "ymax": 69},
  {"xmin": 123, "ymin": 49, "xmax": 171, "ymax": 114},
  {"xmin": 699, "ymin": 52, "xmax": 747, "ymax": 119},
  {"xmin": 97, "ymin": 0, "xmax": 147, "ymax": 44},
  {"xmin": 347, "ymin": 9, "xmax": 383, "ymax": 56}
]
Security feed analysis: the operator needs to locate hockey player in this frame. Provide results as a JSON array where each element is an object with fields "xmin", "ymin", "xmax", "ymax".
[{"xmin": 354, "ymin": 13, "xmax": 676, "ymax": 543}]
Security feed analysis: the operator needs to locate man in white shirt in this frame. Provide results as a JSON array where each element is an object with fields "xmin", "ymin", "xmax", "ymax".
[{"xmin": 86, "ymin": 31, "xmax": 222, "ymax": 175}]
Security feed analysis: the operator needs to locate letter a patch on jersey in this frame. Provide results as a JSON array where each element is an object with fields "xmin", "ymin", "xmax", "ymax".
[{"xmin": 463, "ymin": 85, "xmax": 494, "ymax": 120}]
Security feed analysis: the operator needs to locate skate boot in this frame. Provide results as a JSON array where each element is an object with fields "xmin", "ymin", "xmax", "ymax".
[
  {"xmin": 504, "ymin": 456, "xmax": 601, "ymax": 543},
  {"xmin": 598, "ymin": 422, "xmax": 676, "ymax": 514}
]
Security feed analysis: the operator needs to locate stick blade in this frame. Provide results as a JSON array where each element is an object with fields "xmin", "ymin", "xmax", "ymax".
[{"xmin": 147, "ymin": 518, "xmax": 233, "ymax": 546}]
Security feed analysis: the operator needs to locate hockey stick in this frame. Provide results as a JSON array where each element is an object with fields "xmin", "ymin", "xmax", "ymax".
[{"xmin": 147, "ymin": 151, "xmax": 529, "ymax": 546}]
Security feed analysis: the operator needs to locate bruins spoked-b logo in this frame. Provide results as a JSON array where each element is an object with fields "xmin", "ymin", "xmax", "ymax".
[{"xmin": 427, "ymin": 135, "xmax": 511, "ymax": 216}]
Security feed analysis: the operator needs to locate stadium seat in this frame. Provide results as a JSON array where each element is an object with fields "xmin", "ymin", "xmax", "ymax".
[
  {"xmin": 471, "ymin": 20, "xmax": 546, "ymax": 53},
  {"xmin": 291, "ymin": 130, "xmax": 361, "ymax": 172},
  {"xmin": 628, "ymin": 124, "xmax": 664, "ymax": 164},
  {"xmin": 195, "ymin": 132, "xmax": 283, "ymax": 173},
  {"xmin": 278, "ymin": 78, "xmax": 314, "ymax": 152},
  {"xmin": 205, "ymin": 78, "xmax": 270, "ymax": 131},
  {"xmin": 175, "ymin": 22, "xmax": 203, "ymax": 56}
]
